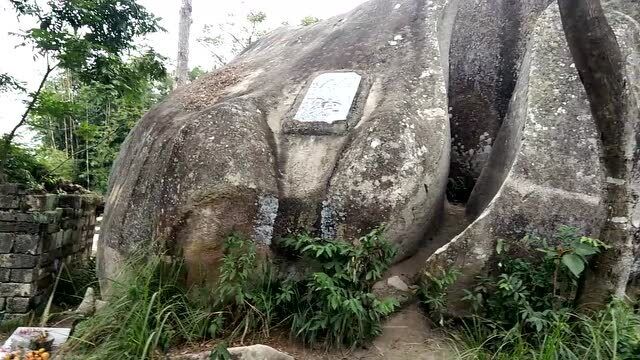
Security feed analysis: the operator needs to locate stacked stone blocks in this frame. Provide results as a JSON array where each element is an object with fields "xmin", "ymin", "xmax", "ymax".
[{"xmin": 0, "ymin": 183, "xmax": 100, "ymax": 321}]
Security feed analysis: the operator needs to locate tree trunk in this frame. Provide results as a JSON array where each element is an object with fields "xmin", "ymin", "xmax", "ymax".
[
  {"xmin": 558, "ymin": 0, "xmax": 635, "ymax": 308},
  {"xmin": 64, "ymin": 118, "xmax": 70, "ymax": 156},
  {"xmin": 86, "ymin": 138, "xmax": 90, "ymax": 190},
  {"xmin": 175, "ymin": 0, "xmax": 193, "ymax": 87}
]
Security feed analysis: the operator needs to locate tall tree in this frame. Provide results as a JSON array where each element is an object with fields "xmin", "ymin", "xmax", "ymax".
[
  {"xmin": 558, "ymin": 0, "xmax": 635, "ymax": 307},
  {"xmin": 198, "ymin": 11, "xmax": 268, "ymax": 68},
  {"xmin": 27, "ymin": 53, "xmax": 168, "ymax": 192},
  {"xmin": 1, "ymin": 0, "xmax": 163, "ymax": 178},
  {"xmin": 175, "ymin": 0, "xmax": 193, "ymax": 87}
]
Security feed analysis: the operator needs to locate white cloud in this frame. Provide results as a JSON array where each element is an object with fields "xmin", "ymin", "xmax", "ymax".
[{"xmin": 0, "ymin": 0, "xmax": 367, "ymax": 137}]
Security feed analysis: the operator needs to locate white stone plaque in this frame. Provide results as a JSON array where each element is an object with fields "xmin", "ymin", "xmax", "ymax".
[
  {"xmin": 294, "ymin": 72, "xmax": 362, "ymax": 123},
  {"xmin": 1, "ymin": 327, "xmax": 71, "ymax": 355}
]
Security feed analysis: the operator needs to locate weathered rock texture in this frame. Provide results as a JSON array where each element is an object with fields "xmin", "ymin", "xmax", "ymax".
[
  {"xmin": 0, "ymin": 183, "xmax": 100, "ymax": 321},
  {"xmin": 447, "ymin": 0, "xmax": 551, "ymax": 202},
  {"xmin": 424, "ymin": 1, "xmax": 640, "ymax": 313},
  {"xmin": 99, "ymin": 0, "xmax": 457, "ymax": 287}
]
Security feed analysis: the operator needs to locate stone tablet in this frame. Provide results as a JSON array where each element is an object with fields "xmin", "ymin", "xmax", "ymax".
[{"xmin": 294, "ymin": 72, "xmax": 362, "ymax": 123}]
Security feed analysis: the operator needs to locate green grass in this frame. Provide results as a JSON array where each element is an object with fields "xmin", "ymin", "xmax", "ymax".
[
  {"xmin": 54, "ymin": 257, "xmax": 100, "ymax": 308},
  {"xmin": 452, "ymin": 301, "xmax": 640, "ymax": 359},
  {"xmin": 62, "ymin": 254, "xmax": 212, "ymax": 359},
  {"xmin": 62, "ymin": 229, "xmax": 399, "ymax": 358},
  {"xmin": 0, "ymin": 315, "xmax": 30, "ymax": 338}
]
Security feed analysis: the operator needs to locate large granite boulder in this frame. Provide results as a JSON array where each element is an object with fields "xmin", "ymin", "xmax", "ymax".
[
  {"xmin": 447, "ymin": 0, "xmax": 551, "ymax": 201},
  {"xmin": 98, "ymin": 0, "xmax": 458, "ymax": 286},
  {"xmin": 423, "ymin": 1, "xmax": 640, "ymax": 313}
]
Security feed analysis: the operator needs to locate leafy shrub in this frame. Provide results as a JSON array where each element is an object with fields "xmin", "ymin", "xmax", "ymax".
[
  {"xmin": 417, "ymin": 267, "xmax": 461, "ymax": 326},
  {"xmin": 2, "ymin": 141, "xmax": 74, "ymax": 190},
  {"xmin": 200, "ymin": 228, "xmax": 400, "ymax": 347},
  {"xmin": 277, "ymin": 227, "xmax": 399, "ymax": 347},
  {"xmin": 463, "ymin": 227, "xmax": 608, "ymax": 332},
  {"xmin": 196, "ymin": 234, "xmax": 281, "ymax": 341}
]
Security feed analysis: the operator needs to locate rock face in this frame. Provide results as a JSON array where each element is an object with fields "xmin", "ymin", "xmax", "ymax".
[
  {"xmin": 99, "ymin": 0, "xmax": 457, "ymax": 286},
  {"xmin": 424, "ymin": 1, "xmax": 640, "ymax": 313},
  {"xmin": 447, "ymin": 0, "xmax": 551, "ymax": 201}
]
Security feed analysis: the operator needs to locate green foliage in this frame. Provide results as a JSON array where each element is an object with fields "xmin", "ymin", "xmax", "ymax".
[
  {"xmin": 34, "ymin": 146, "xmax": 75, "ymax": 181},
  {"xmin": 203, "ymin": 234, "xmax": 281, "ymax": 340},
  {"xmin": 3, "ymin": 0, "xmax": 166, "ymax": 191},
  {"xmin": 462, "ymin": 227, "xmax": 608, "ymax": 332},
  {"xmin": 189, "ymin": 66, "xmax": 207, "ymax": 81},
  {"xmin": 26, "ymin": 52, "xmax": 168, "ymax": 192},
  {"xmin": 300, "ymin": 16, "xmax": 320, "ymax": 26},
  {"xmin": 9, "ymin": 0, "xmax": 161, "ymax": 78},
  {"xmin": 247, "ymin": 11, "xmax": 267, "ymax": 25},
  {"xmin": 277, "ymin": 227, "xmax": 399, "ymax": 347},
  {"xmin": 454, "ymin": 301, "xmax": 640, "ymax": 360},
  {"xmin": 198, "ymin": 228, "xmax": 399, "ymax": 347},
  {"xmin": 209, "ymin": 343, "xmax": 232, "ymax": 360},
  {"xmin": 417, "ymin": 267, "xmax": 461, "ymax": 326},
  {"xmin": 2, "ymin": 142, "xmax": 68, "ymax": 189},
  {"xmin": 0, "ymin": 73, "xmax": 26, "ymax": 93},
  {"xmin": 64, "ymin": 253, "xmax": 210, "ymax": 359},
  {"xmin": 421, "ymin": 226, "xmax": 639, "ymax": 359},
  {"xmin": 65, "ymin": 228, "xmax": 398, "ymax": 358},
  {"xmin": 0, "ymin": 314, "xmax": 29, "ymax": 336},
  {"xmin": 534, "ymin": 226, "xmax": 610, "ymax": 278}
]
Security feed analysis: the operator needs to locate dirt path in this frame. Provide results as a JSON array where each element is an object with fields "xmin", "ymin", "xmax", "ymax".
[
  {"xmin": 277, "ymin": 303, "xmax": 453, "ymax": 360},
  {"xmin": 387, "ymin": 202, "xmax": 469, "ymax": 279}
]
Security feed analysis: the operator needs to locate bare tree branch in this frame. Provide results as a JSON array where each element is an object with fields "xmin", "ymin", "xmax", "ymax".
[{"xmin": 1, "ymin": 61, "xmax": 58, "ymax": 178}]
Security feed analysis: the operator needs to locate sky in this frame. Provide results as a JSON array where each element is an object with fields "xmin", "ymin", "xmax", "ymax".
[{"xmin": 0, "ymin": 0, "xmax": 368, "ymax": 140}]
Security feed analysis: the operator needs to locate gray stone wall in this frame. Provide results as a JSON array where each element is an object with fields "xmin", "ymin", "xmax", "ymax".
[{"xmin": 0, "ymin": 183, "xmax": 101, "ymax": 322}]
